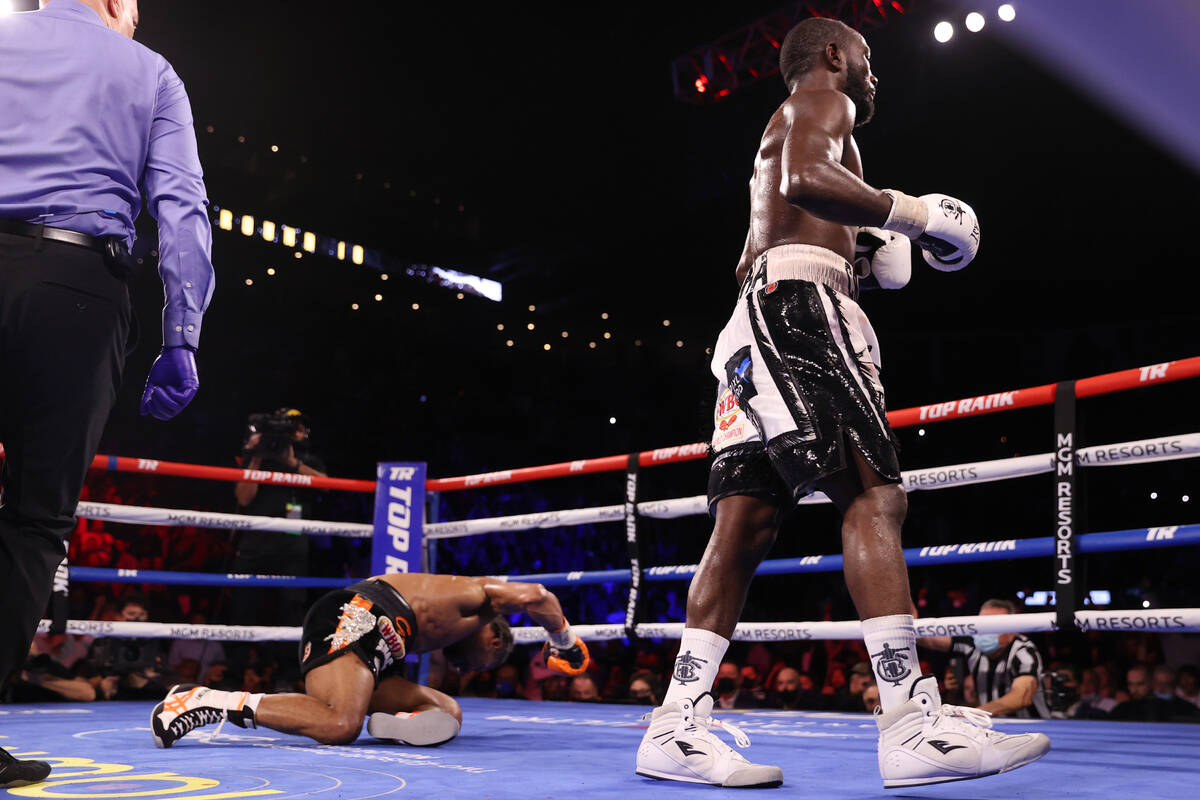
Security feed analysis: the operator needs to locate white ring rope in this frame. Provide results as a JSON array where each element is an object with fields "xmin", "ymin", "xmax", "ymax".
[
  {"xmin": 425, "ymin": 432, "xmax": 1200, "ymax": 539},
  {"xmin": 37, "ymin": 608, "xmax": 1200, "ymax": 643},
  {"xmin": 67, "ymin": 433, "xmax": 1197, "ymax": 539},
  {"xmin": 74, "ymin": 501, "xmax": 373, "ymax": 538}
]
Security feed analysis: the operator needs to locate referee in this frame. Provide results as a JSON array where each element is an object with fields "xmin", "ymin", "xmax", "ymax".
[
  {"xmin": 918, "ymin": 598, "xmax": 1051, "ymax": 719},
  {"xmin": 0, "ymin": 0, "xmax": 214, "ymax": 784}
]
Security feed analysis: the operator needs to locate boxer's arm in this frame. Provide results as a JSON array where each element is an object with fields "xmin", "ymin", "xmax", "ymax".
[
  {"xmin": 479, "ymin": 579, "xmax": 567, "ymax": 632},
  {"xmin": 780, "ymin": 90, "xmax": 893, "ymax": 225}
]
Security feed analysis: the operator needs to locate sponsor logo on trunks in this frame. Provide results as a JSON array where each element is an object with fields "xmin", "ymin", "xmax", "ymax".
[
  {"xmin": 672, "ymin": 650, "xmax": 708, "ymax": 684},
  {"xmin": 918, "ymin": 541, "xmax": 1016, "ymax": 558},
  {"xmin": 377, "ymin": 616, "xmax": 407, "ymax": 659},
  {"xmin": 918, "ymin": 392, "xmax": 1016, "ymax": 420},
  {"xmin": 765, "ymin": 281, "xmax": 778, "ymax": 294},
  {"xmin": 870, "ymin": 643, "xmax": 912, "ymax": 687}
]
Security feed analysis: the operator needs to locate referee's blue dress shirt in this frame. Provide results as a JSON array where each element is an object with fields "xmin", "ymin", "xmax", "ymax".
[{"xmin": 0, "ymin": 0, "xmax": 214, "ymax": 349}]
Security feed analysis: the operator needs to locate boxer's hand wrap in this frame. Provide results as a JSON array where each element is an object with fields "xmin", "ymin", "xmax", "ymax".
[
  {"xmin": 543, "ymin": 625, "xmax": 590, "ymax": 676},
  {"xmin": 855, "ymin": 226, "xmax": 911, "ymax": 290},
  {"xmin": 882, "ymin": 189, "xmax": 980, "ymax": 272}
]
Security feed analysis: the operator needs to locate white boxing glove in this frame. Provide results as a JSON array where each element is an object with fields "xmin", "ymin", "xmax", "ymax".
[
  {"xmin": 854, "ymin": 226, "xmax": 911, "ymax": 290},
  {"xmin": 880, "ymin": 190, "xmax": 980, "ymax": 271}
]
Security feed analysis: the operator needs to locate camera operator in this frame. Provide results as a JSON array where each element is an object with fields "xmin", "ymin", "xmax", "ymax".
[
  {"xmin": 228, "ymin": 409, "xmax": 327, "ymax": 630},
  {"xmin": 80, "ymin": 594, "xmax": 169, "ymax": 701}
]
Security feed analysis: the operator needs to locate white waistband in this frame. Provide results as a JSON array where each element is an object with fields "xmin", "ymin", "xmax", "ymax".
[{"xmin": 758, "ymin": 244, "xmax": 856, "ymax": 297}]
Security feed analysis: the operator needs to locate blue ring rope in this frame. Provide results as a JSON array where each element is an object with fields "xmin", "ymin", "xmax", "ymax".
[{"xmin": 68, "ymin": 522, "xmax": 1197, "ymax": 588}]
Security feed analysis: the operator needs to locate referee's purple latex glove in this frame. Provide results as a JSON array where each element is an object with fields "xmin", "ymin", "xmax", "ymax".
[{"xmin": 140, "ymin": 346, "xmax": 199, "ymax": 420}]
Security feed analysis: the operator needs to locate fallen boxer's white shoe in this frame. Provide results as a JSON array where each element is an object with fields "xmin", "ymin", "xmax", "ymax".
[
  {"xmin": 876, "ymin": 675, "xmax": 1050, "ymax": 788},
  {"xmin": 635, "ymin": 692, "xmax": 782, "ymax": 788},
  {"xmin": 367, "ymin": 709, "xmax": 461, "ymax": 746}
]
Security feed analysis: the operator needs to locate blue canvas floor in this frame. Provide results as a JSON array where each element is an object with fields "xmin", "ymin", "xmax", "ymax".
[{"xmin": 2, "ymin": 698, "xmax": 1196, "ymax": 799}]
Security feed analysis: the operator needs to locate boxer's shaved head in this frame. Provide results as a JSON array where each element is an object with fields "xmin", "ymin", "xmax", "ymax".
[{"xmin": 780, "ymin": 17, "xmax": 858, "ymax": 89}]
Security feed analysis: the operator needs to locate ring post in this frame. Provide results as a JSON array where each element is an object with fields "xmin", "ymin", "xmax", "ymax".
[
  {"xmin": 623, "ymin": 452, "xmax": 643, "ymax": 640},
  {"xmin": 1053, "ymin": 382, "xmax": 1081, "ymax": 630},
  {"xmin": 371, "ymin": 462, "xmax": 427, "ymax": 681}
]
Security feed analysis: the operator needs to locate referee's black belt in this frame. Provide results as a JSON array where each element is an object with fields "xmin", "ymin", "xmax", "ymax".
[{"xmin": 0, "ymin": 218, "xmax": 106, "ymax": 252}]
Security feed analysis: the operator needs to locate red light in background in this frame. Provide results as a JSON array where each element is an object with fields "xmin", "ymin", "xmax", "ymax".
[
  {"xmin": 716, "ymin": 89, "xmax": 731, "ymax": 98},
  {"xmin": 892, "ymin": 1, "xmax": 905, "ymax": 11},
  {"xmin": 694, "ymin": 75, "xmax": 709, "ymax": 93}
]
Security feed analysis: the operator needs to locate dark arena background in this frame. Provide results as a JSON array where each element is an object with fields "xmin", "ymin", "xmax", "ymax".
[{"xmin": 2, "ymin": 0, "xmax": 1198, "ymax": 798}]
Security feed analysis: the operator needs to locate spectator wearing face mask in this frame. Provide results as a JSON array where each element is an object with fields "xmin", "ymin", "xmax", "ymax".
[
  {"xmin": 713, "ymin": 661, "xmax": 762, "ymax": 709},
  {"xmin": 916, "ymin": 598, "xmax": 1051, "ymax": 718},
  {"xmin": 1110, "ymin": 664, "xmax": 1200, "ymax": 722}
]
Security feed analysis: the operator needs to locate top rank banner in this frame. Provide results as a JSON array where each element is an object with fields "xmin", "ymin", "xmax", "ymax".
[{"xmin": 371, "ymin": 462, "xmax": 427, "ymax": 575}]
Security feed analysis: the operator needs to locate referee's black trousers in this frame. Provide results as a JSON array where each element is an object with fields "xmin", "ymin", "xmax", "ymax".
[{"xmin": 0, "ymin": 231, "xmax": 131, "ymax": 689}]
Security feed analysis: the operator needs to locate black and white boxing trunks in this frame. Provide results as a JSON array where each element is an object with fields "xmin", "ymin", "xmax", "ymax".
[
  {"xmin": 299, "ymin": 579, "xmax": 419, "ymax": 685},
  {"xmin": 707, "ymin": 244, "xmax": 901, "ymax": 514}
]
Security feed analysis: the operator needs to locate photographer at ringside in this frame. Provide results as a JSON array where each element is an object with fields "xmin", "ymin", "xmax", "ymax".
[{"xmin": 227, "ymin": 409, "xmax": 327, "ymax": 631}]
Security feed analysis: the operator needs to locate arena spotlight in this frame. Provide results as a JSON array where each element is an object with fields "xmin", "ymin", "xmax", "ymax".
[
  {"xmin": 998, "ymin": 3, "xmax": 1016, "ymax": 22},
  {"xmin": 934, "ymin": 21, "xmax": 954, "ymax": 43},
  {"xmin": 965, "ymin": 11, "xmax": 985, "ymax": 32}
]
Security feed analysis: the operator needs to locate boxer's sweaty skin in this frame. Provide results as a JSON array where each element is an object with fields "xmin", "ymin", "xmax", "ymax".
[{"xmin": 734, "ymin": 38, "xmax": 892, "ymax": 284}]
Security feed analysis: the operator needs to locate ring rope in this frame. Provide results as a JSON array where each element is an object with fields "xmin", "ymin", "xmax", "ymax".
[
  {"xmin": 57, "ymin": 356, "xmax": 1197, "ymax": 492},
  {"xmin": 74, "ymin": 501, "xmax": 373, "ymax": 537},
  {"xmin": 37, "ymin": 608, "xmax": 1200, "ymax": 643},
  {"xmin": 67, "ymin": 522, "xmax": 1197, "ymax": 588},
  {"xmin": 424, "ymin": 432, "xmax": 1200, "ymax": 539}
]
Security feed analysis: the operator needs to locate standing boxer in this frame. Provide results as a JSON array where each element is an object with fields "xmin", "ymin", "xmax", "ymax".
[
  {"xmin": 0, "ymin": 1, "xmax": 213, "ymax": 785},
  {"xmin": 635, "ymin": 17, "xmax": 1048, "ymax": 788}
]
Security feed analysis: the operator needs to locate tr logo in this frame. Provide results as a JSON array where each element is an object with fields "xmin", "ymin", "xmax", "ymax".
[{"xmin": 672, "ymin": 650, "xmax": 708, "ymax": 684}]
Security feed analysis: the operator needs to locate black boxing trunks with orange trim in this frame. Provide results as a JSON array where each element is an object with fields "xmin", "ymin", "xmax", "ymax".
[
  {"xmin": 707, "ymin": 244, "xmax": 900, "ymax": 513},
  {"xmin": 298, "ymin": 579, "xmax": 419, "ymax": 685}
]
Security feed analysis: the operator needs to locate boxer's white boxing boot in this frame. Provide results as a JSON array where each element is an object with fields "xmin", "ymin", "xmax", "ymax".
[
  {"xmin": 635, "ymin": 692, "xmax": 782, "ymax": 788},
  {"xmin": 876, "ymin": 675, "xmax": 1050, "ymax": 788},
  {"xmin": 367, "ymin": 709, "xmax": 461, "ymax": 746},
  {"xmin": 151, "ymin": 685, "xmax": 260, "ymax": 748}
]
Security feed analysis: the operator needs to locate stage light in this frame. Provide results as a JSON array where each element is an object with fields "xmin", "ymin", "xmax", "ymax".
[
  {"xmin": 543, "ymin": 343, "xmax": 551, "ymax": 351},
  {"xmin": 635, "ymin": 339, "xmax": 643, "ymax": 346},
  {"xmin": 934, "ymin": 21, "xmax": 954, "ymax": 42},
  {"xmin": 456, "ymin": 292, "xmax": 464, "ymax": 300},
  {"xmin": 381, "ymin": 273, "xmax": 388, "ymax": 280},
  {"xmin": 351, "ymin": 303, "xmax": 359, "ymax": 310},
  {"xmin": 261, "ymin": 220, "xmax": 276, "ymax": 241},
  {"xmin": 527, "ymin": 323, "xmax": 535, "ymax": 331},
  {"xmin": 1184, "ymin": 495, "xmax": 1191, "ymax": 503},
  {"xmin": 603, "ymin": 332, "xmax": 612, "ymax": 339},
  {"xmin": 244, "ymin": 278, "xmax": 253, "ymax": 286},
  {"xmin": 270, "ymin": 144, "xmax": 279, "ymax": 153},
  {"xmin": 609, "ymin": 417, "xmax": 617, "ymax": 424},
  {"xmin": 676, "ymin": 340, "xmax": 683, "ymax": 348},
  {"xmin": 1143, "ymin": 600, "xmax": 1151, "ymax": 608},
  {"xmin": 282, "ymin": 226, "xmax": 296, "ymax": 247},
  {"xmin": 1150, "ymin": 491, "xmax": 1158, "ymax": 499},
  {"xmin": 412, "ymin": 303, "xmax": 420, "ymax": 310},
  {"xmin": 561, "ymin": 331, "xmax": 569, "ymax": 338},
  {"xmin": 266, "ymin": 268, "xmax": 276, "ymax": 276},
  {"xmin": 337, "ymin": 241, "xmax": 346, "ymax": 260},
  {"xmin": 918, "ymin": 428, "xmax": 926, "ymax": 436},
  {"xmin": 528, "ymin": 304, "xmax": 536, "ymax": 312},
  {"xmin": 601, "ymin": 312, "xmax": 609, "ymax": 319},
  {"xmin": 218, "ymin": 209, "xmax": 233, "ymax": 231},
  {"xmin": 662, "ymin": 319, "xmax": 671, "ymax": 327},
  {"xmin": 302, "ymin": 232, "xmax": 316, "ymax": 253},
  {"xmin": 374, "ymin": 294, "xmax": 383, "ymax": 302},
  {"xmin": 293, "ymin": 251, "xmax": 302, "ymax": 259},
  {"xmin": 497, "ymin": 324, "xmax": 505, "ymax": 331},
  {"xmin": 998, "ymin": 3, "xmax": 1016, "ymax": 22},
  {"xmin": 240, "ymin": 215, "xmax": 254, "ymax": 236},
  {"xmin": 589, "ymin": 342, "xmax": 597, "ymax": 349},
  {"xmin": 694, "ymin": 75, "xmax": 708, "ymax": 93},
  {"xmin": 352, "ymin": 245, "xmax": 364, "ymax": 265},
  {"xmin": 965, "ymin": 11, "xmax": 985, "ymax": 32},
  {"xmin": 506, "ymin": 339, "xmax": 514, "ymax": 347}
]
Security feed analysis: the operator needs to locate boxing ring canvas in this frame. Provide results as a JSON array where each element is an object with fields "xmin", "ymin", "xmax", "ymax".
[{"xmin": 4, "ymin": 698, "xmax": 1195, "ymax": 799}]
